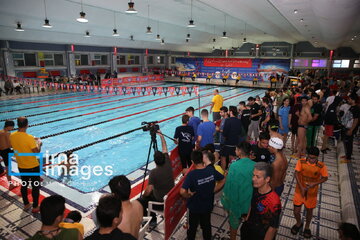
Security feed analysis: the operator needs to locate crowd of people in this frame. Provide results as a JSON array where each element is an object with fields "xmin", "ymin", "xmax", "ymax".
[{"xmin": 1, "ymin": 72, "xmax": 360, "ymax": 239}]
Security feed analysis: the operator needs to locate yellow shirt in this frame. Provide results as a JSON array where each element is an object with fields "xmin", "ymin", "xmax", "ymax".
[
  {"xmin": 9, "ymin": 131, "xmax": 39, "ymax": 169},
  {"xmin": 215, "ymin": 165, "xmax": 225, "ymax": 176},
  {"xmin": 59, "ymin": 222, "xmax": 84, "ymax": 236},
  {"xmin": 212, "ymin": 94, "xmax": 224, "ymax": 112},
  {"xmin": 253, "ymin": 77, "xmax": 258, "ymax": 81}
]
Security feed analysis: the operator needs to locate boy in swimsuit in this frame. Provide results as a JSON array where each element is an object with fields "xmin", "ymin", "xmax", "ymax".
[{"xmin": 297, "ymin": 96, "xmax": 312, "ymax": 158}]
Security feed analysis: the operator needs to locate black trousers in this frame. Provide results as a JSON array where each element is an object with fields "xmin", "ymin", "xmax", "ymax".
[
  {"xmin": 18, "ymin": 166, "xmax": 41, "ymax": 208},
  {"xmin": 187, "ymin": 211, "xmax": 212, "ymax": 240},
  {"xmin": 343, "ymin": 129, "xmax": 354, "ymax": 160}
]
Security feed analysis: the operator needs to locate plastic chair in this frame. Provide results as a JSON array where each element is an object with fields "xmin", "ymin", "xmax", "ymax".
[{"xmin": 138, "ymin": 216, "xmax": 152, "ymax": 240}]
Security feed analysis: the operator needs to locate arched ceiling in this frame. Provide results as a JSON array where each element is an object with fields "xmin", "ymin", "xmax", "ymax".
[{"xmin": 0, "ymin": 0, "xmax": 359, "ymax": 53}]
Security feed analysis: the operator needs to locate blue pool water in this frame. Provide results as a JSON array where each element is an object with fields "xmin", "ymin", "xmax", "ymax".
[{"xmin": 1, "ymin": 84, "xmax": 265, "ymax": 192}]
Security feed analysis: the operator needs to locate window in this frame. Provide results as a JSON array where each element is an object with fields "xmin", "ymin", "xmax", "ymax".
[
  {"xmin": 333, "ymin": 59, "xmax": 350, "ymax": 68},
  {"xmin": 41, "ymin": 53, "xmax": 64, "ymax": 66},
  {"xmin": 293, "ymin": 59, "xmax": 308, "ymax": 67},
  {"xmin": 12, "ymin": 53, "xmax": 37, "ymax": 66},
  {"xmin": 311, "ymin": 59, "xmax": 327, "ymax": 67},
  {"xmin": 157, "ymin": 56, "xmax": 165, "ymax": 64},
  {"xmin": 128, "ymin": 55, "xmax": 140, "ymax": 65},
  {"xmin": 148, "ymin": 56, "xmax": 154, "ymax": 64},
  {"xmin": 354, "ymin": 60, "xmax": 360, "ymax": 68},
  {"xmin": 75, "ymin": 54, "xmax": 89, "ymax": 66},
  {"xmin": 117, "ymin": 55, "xmax": 126, "ymax": 65},
  {"xmin": 94, "ymin": 55, "xmax": 108, "ymax": 65},
  {"xmin": 171, "ymin": 57, "xmax": 176, "ymax": 64}
]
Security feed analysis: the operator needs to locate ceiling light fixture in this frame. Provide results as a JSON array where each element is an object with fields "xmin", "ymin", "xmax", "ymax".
[
  {"xmin": 126, "ymin": 1, "xmax": 137, "ymax": 14},
  {"xmin": 187, "ymin": 0, "xmax": 195, "ymax": 27},
  {"xmin": 351, "ymin": 38, "xmax": 354, "ymax": 41},
  {"xmin": 186, "ymin": 33, "xmax": 191, "ymax": 40},
  {"xmin": 146, "ymin": 3, "xmax": 152, "ymax": 34},
  {"xmin": 155, "ymin": 21, "xmax": 161, "ymax": 40},
  {"xmin": 15, "ymin": 22, "xmax": 24, "ymax": 31},
  {"xmin": 186, "ymin": 39, "xmax": 189, "ymax": 43},
  {"xmin": 161, "ymin": 39, "xmax": 165, "ymax": 45},
  {"xmin": 243, "ymin": 37, "xmax": 247, "ymax": 43},
  {"xmin": 76, "ymin": 0, "xmax": 88, "ymax": 23},
  {"xmin": 112, "ymin": 12, "xmax": 119, "ymax": 36},
  {"xmin": 213, "ymin": 38, "xmax": 216, "ymax": 43},
  {"xmin": 222, "ymin": 14, "xmax": 228, "ymax": 38},
  {"xmin": 294, "ymin": 9, "xmax": 298, "ymax": 14},
  {"xmin": 130, "ymin": 35, "xmax": 134, "ymax": 41},
  {"xmin": 314, "ymin": 41, "xmax": 318, "ymax": 44},
  {"xmin": 300, "ymin": 18, "xmax": 304, "ymax": 22},
  {"xmin": 84, "ymin": 31, "xmax": 90, "ymax": 37},
  {"xmin": 42, "ymin": 0, "xmax": 52, "ymax": 28}
]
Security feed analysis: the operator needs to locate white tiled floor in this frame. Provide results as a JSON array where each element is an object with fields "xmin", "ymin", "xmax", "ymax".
[{"xmin": 0, "ymin": 136, "xmax": 354, "ymax": 239}]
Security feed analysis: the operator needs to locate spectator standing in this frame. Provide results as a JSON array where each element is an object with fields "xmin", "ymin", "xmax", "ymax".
[
  {"xmin": 292, "ymin": 147, "xmax": 328, "ymax": 238},
  {"xmin": 338, "ymin": 222, "xmax": 360, "ymax": 240},
  {"xmin": 247, "ymin": 97, "xmax": 262, "ymax": 141},
  {"xmin": 174, "ymin": 115, "xmax": 194, "ymax": 171},
  {"xmin": 217, "ymin": 107, "xmax": 228, "ymax": 170},
  {"xmin": 197, "ymin": 109, "xmax": 216, "ymax": 148},
  {"xmin": 238, "ymin": 101, "xmax": 251, "ymax": 137},
  {"xmin": 250, "ymin": 132, "xmax": 271, "ymax": 163},
  {"xmin": 260, "ymin": 98, "xmax": 272, "ymax": 131},
  {"xmin": 0, "ymin": 120, "xmax": 15, "ymax": 189},
  {"xmin": 306, "ymin": 93, "xmax": 323, "ymax": 147},
  {"xmin": 221, "ymin": 142, "xmax": 255, "ymax": 240},
  {"xmin": 180, "ymin": 151, "xmax": 225, "ymax": 240},
  {"xmin": 278, "ymin": 98, "xmax": 292, "ymax": 145},
  {"xmin": 10, "ymin": 117, "xmax": 42, "ymax": 213},
  {"xmin": 27, "ymin": 195, "xmax": 82, "ymax": 240},
  {"xmin": 210, "ymin": 89, "xmax": 224, "ymax": 121},
  {"xmin": 186, "ymin": 107, "xmax": 201, "ymax": 146},
  {"xmin": 85, "ymin": 194, "xmax": 136, "ymax": 240},
  {"xmin": 268, "ymin": 137, "xmax": 287, "ymax": 196},
  {"xmin": 340, "ymin": 93, "xmax": 360, "ymax": 162},
  {"xmin": 290, "ymin": 96, "xmax": 302, "ymax": 154},
  {"xmin": 222, "ymin": 106, "xmax": 244, "ymax": 169},
  {"xmin": 241, "ymin": 162, "xmax": 281, "ymax": 240}
]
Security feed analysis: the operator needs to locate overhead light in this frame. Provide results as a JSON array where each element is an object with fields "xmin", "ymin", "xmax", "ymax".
[
  {"xmin": 351, "ymin": 38, "xmax": 354, "ymax": 41},
  {"xmin": 276, "ymin": 48, "xmax": 280, "ymax": 52},
  {"xmin": 186, "ymin": 39, "xmax": 189, "ymax": 43},
  {"xmin": 77, "ymin": 11, "xmax": 88, "ymax": 23},
  {"xmin": 113, "ymin": 29, "xmax": 119, "ymax": 36},
  {"xmin": 84, "ymin": 31, "xmax": 90, "ymax": 37},
  {"xmin": 126, "ymin": 1, "xmax": 137, "ymax": 14},
  {"xmin": 213, "ymin": 38, "xmax": 216, "ymax": 43},
  {"xmin": 130, "ymin": 35, "xmax": 134, "ymax": 41},
  {"xmin": 221, "ymin": 31, "xmax": 228, "ymax": 39},
  {"xmin": 300, "ymin": 18, "xmax": 304, "ymax": 22},
  {"xmin": 42, "ymin": 0, "xmax": 52, "ymax": 28},
  {"xmin": 161, "ymin": 39, "xmax": 165, "ymax": 45},
  {"xmin": 156, "ymin": 34, "xmax": 161, "ymax": 40},
  {"xmin": 187, "ymin": 0, "xmax": 195, "ymax": 28},
  {"xmin": 187, "ymin": 19, "xmax": 195, "ymax": 28},
  {"xmin": 272, "ymin": 46, "xmax": 276, "ymax": 51},
  {"xmin": 294, "ymin": 9, "xmax": 298, "ymax": 14},
  {"xmin": 314, "ymin": 41, "xmax": 318, "ymax": 44},
  {"xmin": 243, "ymin": 37, "xmax": 247, "ymax": 43},
  {"xmin": 186, "ymin": 33, "xmax": 191, "ymax": 40},
  {"xmin": 146, "ymin": 26, "xmax": 152, "ymax": 34},
  {"xmin": 42, "ymin": 18, "xmax": 52, "ymax": 28},
  {"xmin": 15, "ymin": 22, "xmax": 24, "ymax": 31}
]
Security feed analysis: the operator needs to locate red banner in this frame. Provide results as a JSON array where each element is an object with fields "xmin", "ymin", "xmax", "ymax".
[
  {"xmin": 203, "ymin": 58, "xmax": 252, "ymax": 68},
  {"xmin": 169, "ymin": 147, "xmax": 182, "ymax": 179},
  {"xmin": 164, "ymin": 165, "xmax": 194, "ymax": 240}
]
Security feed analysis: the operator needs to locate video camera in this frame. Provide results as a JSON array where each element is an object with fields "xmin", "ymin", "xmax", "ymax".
[{"xmin": 141, "ymin": 121, "xmax": 160, "ymax": 133}]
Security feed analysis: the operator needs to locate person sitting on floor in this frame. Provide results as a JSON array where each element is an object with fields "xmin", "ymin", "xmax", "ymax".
[
  {"xmin": 59, "ymin": 210, "xmax": 84, "ymax": 237},
  {"xmin": 109, "ymin": 175, "xmax": 143, "ymax": 238},
  {"xmin": 85, "ymin": 194, "xmax": 136, "ymax": 240},
  {"xmin": 27, "ymin": 195, "xmax": 82, "ymax": 240}
]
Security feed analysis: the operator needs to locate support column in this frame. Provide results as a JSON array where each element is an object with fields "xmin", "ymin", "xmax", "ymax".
[
  {"xmin": 165, "ymin": 53, "xmax": 171, "ymax": 69},
  {"xmin": 289, "ymin": 44, "xmax": 295, "ymax": 70},
  {"xmin": 142, "ymin": 53, "xmax": 147, "ymax": 75},
  {"xmin": 111, "ymin": 53, "xmax": 116, "ymax": 73},
  {"xmin": 3, "ymin": 41, "xmax": 15, "ymax": 77},
  {"xmin": 67, "ymin": 51, "xmax": 76, "ymax": 77}
]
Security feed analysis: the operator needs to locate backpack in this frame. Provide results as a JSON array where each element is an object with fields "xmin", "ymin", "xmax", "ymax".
[
  {"xmin": 324, "ymin": 102, "xmax": 339, "ymax": 125},
  {"xmin": 341, "ymin": 108, "xmax": 354, "ymax": 129}
]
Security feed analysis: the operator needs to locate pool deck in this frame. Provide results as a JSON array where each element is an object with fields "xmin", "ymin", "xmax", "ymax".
[{"xmin": 0, "ymin": 90, "xmax": 359, "ymax": 240}]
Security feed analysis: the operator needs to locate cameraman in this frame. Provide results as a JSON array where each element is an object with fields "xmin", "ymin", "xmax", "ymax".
[{"xmin": 139, "ymin": 130, "xmax": 174, "ymax": 226}]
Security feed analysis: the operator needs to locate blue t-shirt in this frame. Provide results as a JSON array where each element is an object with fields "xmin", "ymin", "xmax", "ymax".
[
  {"xmin": 197, "ymin": 121, "xmax": 216, "ymax": 147},
  {"xmin": 188, "ymin": 116, "xmax": 201, "ymax": 144},
  {"xmin": 182, "ymin": 165, "xmax": 224, "ymax": 213}
]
